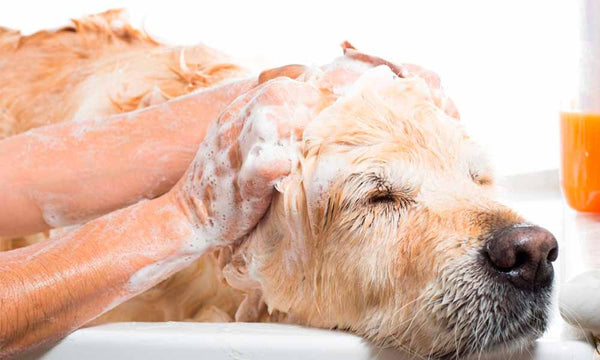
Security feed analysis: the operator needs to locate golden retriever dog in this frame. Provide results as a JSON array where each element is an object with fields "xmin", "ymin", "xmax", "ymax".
[{"xmin": 0, "ymin": 10, "xmax": 558, "ymax": 359}]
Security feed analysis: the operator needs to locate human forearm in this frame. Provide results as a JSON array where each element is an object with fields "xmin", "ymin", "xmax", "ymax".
[
  {"xmin": 0, "ymin": 78, "xmax": 256, "ymax": 237},
  {"xmin": 0, "ymin": 192, "xmax": 202, "ymax": 358},
  {"xmin": 0, "ymin": 74, "xmax": 318, "ymax": 359}
]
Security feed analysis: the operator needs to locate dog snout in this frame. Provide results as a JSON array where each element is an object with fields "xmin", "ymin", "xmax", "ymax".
[{"xmin": 484, "ymin": 225, "xmax": 558, "ymax": 290}]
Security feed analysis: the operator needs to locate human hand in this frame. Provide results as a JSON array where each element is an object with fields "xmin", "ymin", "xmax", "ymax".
[
  {"xmin": 340, "ymin": 41, "xmax": 459, "ymax": 119},
  {"xmin": 169, "ymin": 77, "xmax": 325, "ymax": 248}
]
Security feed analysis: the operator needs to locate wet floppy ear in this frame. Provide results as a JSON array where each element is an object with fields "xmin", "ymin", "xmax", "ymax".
[
  {"xmin": 220, "ymin": 181, "xmax": 305, "ymax": 317},
  {"xmin": 258, "ymin": 64, "xmax": 308, "ymax": 84}
]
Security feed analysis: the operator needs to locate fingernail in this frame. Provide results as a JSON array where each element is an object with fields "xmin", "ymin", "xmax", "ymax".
[{"xmin": 274, "ymin": 179, "xmax": 284, "ymax": 193}]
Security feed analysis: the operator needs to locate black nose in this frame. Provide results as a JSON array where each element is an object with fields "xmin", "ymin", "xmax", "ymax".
[{"xmin": 484, "ymin": 225, "xmax": 558, "ymax": 290}]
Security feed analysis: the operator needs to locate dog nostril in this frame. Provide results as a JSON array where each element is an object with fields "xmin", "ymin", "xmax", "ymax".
[
  {"xmin": 547, "ymin": 247, "xmax": 559, "ymax": 262},
  {"xmin": 484, "ymin": 225, "xmax": 558, "ymax": 290},
  {"xmin": 513, "ymin": 250, "xmax": 529, "ymax": 269}
]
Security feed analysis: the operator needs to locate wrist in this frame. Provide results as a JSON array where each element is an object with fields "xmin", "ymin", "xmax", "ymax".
[
  {"xmin": 162, "ymin": 187, "xmax": 213, "ymax": 253},
  {"xmin": 114, "ymin": 193, "xmax": 211, "ymax": 294}
]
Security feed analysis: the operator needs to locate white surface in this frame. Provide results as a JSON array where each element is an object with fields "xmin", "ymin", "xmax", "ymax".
[
  {"xmin": 22, "ymin": 170, "xmax": 596, "ymax": 360},
  {"xmin": 0, "ymin": 0, "xmax": 579, "ymax": 175},
  {"xmin": 22, "ymin": 323, "xmax": 595, "ymax": 360}
]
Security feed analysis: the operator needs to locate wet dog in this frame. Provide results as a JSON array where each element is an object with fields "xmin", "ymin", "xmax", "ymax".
[{"xmin": 0, "ymin": 10, "xmax": 557, "ymax": 359}]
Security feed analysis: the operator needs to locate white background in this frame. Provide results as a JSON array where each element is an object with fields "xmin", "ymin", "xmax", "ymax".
[{"xmin": 0, "ymin": 0, "xmax": 578, "ymax": 175}]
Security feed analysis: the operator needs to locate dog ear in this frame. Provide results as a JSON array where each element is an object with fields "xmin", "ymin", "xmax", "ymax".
[{"xmin": 258, "ymin": 64, "xmax": 308, "ymax": 84}]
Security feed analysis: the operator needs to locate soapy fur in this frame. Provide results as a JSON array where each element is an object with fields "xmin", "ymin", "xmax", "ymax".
[{"xmin": 0, "ymin": 11, "xmax": 552, "ymax": 358}]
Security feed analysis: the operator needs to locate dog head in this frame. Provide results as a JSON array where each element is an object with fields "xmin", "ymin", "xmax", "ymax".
[{"xmin": 223, "ymin": 54, "xmax": 557, "ymax": 358}]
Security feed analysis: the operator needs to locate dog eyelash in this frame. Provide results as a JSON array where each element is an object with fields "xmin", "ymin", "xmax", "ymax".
[
  {"xmin": 341, "ymin": 172, "xmax": 415, "ymax": 212},
  {"xmin": 369, "ymin": 193, "xmax": 415, "ymax": 210},
  {"xmin": 366, "ymin": 174, "xmax": 415, "ymax": 209},
  {"xmin": 369, "ymin": 193, "xmax": 396, "ymax": 204}
]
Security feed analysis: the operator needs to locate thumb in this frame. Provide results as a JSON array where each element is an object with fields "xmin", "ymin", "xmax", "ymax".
[{"xmin": 237, "ymin": 142, "xmax": 297, "ymax": 200}]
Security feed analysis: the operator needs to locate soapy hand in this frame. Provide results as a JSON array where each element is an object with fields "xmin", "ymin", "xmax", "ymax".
[
  {"xmin": 0, "ymin": 77, "xmax": 326, "ymax": 359},
  {"xmin": 169, "ymin": 77, "xmax": 324, "ymax": 246},
  {"xmin": 340, "ymin": 41, "xmax": 459, "ymax": 119}
]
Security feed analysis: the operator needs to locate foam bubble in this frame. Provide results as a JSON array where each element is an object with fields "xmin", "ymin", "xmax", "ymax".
[{"xmin": 127, "ymin": 253, "xmax": 197, "ymax": 293}]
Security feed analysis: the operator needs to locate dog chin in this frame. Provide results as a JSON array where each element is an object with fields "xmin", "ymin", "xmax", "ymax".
[{"xmin": 417, "ymin": 254, "xmax": 552, "ymax": 359}]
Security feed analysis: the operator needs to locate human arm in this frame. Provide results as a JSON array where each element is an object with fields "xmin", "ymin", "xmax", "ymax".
[
  {"xmin": 0, "ymin": 79, "xmax": 255, "ymax": 237},
  {"xmin": 0, "ymin": 77, "xmax": 324, "ymax": 359}
]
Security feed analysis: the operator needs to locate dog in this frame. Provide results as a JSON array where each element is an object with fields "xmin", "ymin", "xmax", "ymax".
[{"xmin": 0, "ymin": 10, "xmax": 558, "ymax": 359}]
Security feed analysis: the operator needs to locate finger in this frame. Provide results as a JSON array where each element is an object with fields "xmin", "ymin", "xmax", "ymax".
[
  {"xmin": 400, "ymin": 63, "xmax": 441, "ymax": 90},
  {"xmin": 214, "ymin": 80, "xmax": 296, "ymax": 151},
  {"xmin": 258, "ymin": 64, "xmax": 308, "ymax": 84},
  {"xmin": 237, "ymin": 142, "xmax": 295, "ymax": 200}
]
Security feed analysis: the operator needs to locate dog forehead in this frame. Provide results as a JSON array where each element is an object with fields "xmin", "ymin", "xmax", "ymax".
[
  {"xmin": 302, "ymin": 64, "xmax": 469, "ymax": 170},
  {"xmin": 298, "ymin": 68, "xmax": 426, "ymax": 213},
  {"xmin": 304, "ymin": 65, "xmax": 463, "ymax": 149},
  {"xmin": 297, "ymin": 66, "xmax": 483, "ymax": 221}
]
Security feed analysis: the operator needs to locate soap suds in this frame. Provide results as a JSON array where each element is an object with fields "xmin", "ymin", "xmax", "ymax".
[
  {"xmin": 181, "ymin": 77, "xmax": 321, "ymax": 247},
  {"xmin": 127, "ymin": 253, "xmax": 197, "ymax": 293}
]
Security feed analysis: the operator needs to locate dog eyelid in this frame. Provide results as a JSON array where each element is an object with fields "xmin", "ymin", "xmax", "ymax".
[
  {"xmin": 364, "ymin": 173, "xmax": 416, "ymax": 207},
  {"xmin": 369, "ymin": 193, "xmax": 396, "ymax": 204}
]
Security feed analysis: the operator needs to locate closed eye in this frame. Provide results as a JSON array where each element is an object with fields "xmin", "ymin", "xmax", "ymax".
[
  {"xmin": 369, "ymin": 193, "xmax": 396, "ymax": 204},
  {"xmin": 363, "ymin": 173, "xmax": 415, "ymax": 208}
]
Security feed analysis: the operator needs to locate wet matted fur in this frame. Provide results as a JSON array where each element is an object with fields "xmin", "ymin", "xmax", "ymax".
[{"xmin": 0, "ymin": 10, "xmax": 552, "ymax": 359}]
